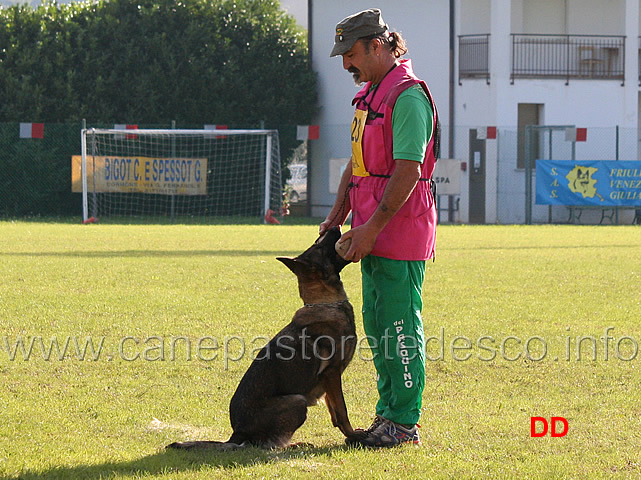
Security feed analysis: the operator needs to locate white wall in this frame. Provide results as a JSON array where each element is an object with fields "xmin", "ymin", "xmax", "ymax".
[
  {"xmin": 460, "ymin": 0, "xmax": 490, "ymax": 34},
  {"xmin": 279, "ymin": 0, "xmax": 308, "ymax": 28},
  {"xmin": 510, "ymin": 0, "xmax": 625, "ymax": 34},
  {"xmin": 456, "ymin": 0, "xmax": 639, "ymax": 223},
  {"xmin": 461, "ymin": 80, "xmax": 637, "ymax": 128},
  {"xmin": 522, "ymin": 0, "xmax": 567, "ymax": 33},
  {"xmin": 567, "ymin": 0, "xmax": 624, "ymax": 34}
]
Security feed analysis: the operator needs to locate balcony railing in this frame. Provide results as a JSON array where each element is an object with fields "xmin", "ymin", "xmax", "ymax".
[
  {"xmin": 511, "ymin": 34, "xmax": 625, "ymax": 84},
  {"xmin": 458, "ymin": 34, "xmax": 628, "ymax": 85},
  {"xmin": 459, "ymin": 34, "xmax": 490, "ymax": 84}
]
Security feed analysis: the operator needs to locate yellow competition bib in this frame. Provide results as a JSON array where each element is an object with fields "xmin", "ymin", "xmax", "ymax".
[{"xmin": 350, "ymin": 108, "xmax": 369, "ymax": 177}]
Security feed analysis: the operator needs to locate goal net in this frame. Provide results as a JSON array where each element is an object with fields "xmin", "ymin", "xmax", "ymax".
[{"xmin": 79, "ymin": 128, "xmax": 282, "ymax": 223}]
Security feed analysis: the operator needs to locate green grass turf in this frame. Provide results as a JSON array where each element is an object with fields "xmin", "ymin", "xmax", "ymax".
[{"xmin": 1, "ymin": 221, "xmax": 640, "ymax": 479}]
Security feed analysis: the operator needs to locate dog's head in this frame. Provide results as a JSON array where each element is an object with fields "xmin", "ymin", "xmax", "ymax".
[{"xmin": 277, "ymin": 226, "xmax": 350, "ymax": 287}]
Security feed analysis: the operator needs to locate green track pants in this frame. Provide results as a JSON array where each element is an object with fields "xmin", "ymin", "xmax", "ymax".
[{"xmin": 361, "ymin": 255, "xmax": 426, "ymax": 426}]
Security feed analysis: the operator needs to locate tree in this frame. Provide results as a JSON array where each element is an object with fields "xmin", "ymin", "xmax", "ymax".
[{"xmin": 0, "ymin": 0, "xmax": 317, "ymax": 127}]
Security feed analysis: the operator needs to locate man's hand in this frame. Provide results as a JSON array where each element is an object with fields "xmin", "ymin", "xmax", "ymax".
[
  {"xmin": 319, "ymin": 218, "xmax": 334, "ymax": 236},
  {"xmin": 337, "ymin": 223, "xmax": 378, "ymax": 262}
]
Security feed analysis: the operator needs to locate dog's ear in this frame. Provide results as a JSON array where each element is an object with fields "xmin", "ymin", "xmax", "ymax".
[
  {"xmin": 277, "ymin": 256, "xmax": 297, "ymax": 273},
  {"xmin": 277, "ymin": 256, "xmax": 311, "ymax": 275}
]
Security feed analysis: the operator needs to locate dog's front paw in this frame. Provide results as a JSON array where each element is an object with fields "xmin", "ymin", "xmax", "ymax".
[{"xmin": 345, "ymin": 429, "xmax": 369, "ymax": 441}]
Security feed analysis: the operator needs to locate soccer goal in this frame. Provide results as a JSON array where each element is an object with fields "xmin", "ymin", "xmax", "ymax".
[{"xmin": 79, "ymin": 128, "xmax": 282, "ymax": 223}]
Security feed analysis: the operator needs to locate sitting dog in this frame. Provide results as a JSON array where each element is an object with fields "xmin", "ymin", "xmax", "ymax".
[{"xmin": 167, "ymin": 226, "xmax": 361, "ymax": 450}]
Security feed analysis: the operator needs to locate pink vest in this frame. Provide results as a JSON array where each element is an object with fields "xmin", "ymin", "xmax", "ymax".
[{"xmin": 350, "ymin": 59, "xmax": 438, "ymax": 261}]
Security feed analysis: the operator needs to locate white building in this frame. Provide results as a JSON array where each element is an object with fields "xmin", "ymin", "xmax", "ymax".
[{"xmin": 307, "ymin": 0, "xmax": 641, "ymax": 224}]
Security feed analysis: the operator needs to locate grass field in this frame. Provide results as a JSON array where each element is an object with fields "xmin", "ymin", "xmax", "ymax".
[{"xmin": 1, "ymin": 221, "xmax": 640, "ymax": 479}]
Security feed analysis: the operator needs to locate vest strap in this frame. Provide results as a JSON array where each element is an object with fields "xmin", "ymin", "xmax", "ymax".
[
  {"xmin": 369, "ymin": 173, "xmax": 430, "ymax": 181},
  {"xmin": 368, "ymin": 173, "xmax": 437, "ymax": 198}
]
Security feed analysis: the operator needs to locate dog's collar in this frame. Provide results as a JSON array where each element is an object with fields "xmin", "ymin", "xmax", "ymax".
[{"xmin": 303, "ymin": 299, "xmax": 350, "ymax": 308}]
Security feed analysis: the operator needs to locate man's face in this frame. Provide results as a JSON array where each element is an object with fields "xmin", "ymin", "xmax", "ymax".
[{"xmin": 341, "ymin": 39, "xmax": 377, "ymax": 86}]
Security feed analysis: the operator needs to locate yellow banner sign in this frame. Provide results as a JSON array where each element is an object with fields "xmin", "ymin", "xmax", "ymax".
[{"xmin": 72, "ymin": 155, "xmax": 207, "ymax": 195}]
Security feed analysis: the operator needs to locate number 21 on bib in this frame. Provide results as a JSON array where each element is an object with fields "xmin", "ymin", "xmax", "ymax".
[{"xmin": 350, "ymin": 109, "xmax": 369, "ymax": 177}]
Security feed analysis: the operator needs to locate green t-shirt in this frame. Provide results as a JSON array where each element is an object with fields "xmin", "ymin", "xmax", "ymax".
[{"xmin": 391, "ymin": 84, "xmax": 434, "ymax": 163}]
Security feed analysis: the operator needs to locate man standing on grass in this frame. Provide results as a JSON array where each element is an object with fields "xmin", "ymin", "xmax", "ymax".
[{"xmin": 319, "ymin": 8, "xmax": 439, "ymax": 448}]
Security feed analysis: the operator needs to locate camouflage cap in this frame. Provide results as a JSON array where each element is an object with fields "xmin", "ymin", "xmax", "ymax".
[{"xmin": 330, "ymin": 8, "xmax": 388, "ymax": 57}]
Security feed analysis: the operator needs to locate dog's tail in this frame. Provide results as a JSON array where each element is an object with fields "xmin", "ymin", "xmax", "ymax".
[{"xmin": 166, "ymin": 440, "xmax": 244, "ymax": 451}]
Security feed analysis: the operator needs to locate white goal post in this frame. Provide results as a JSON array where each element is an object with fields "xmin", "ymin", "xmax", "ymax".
[{"xmin": 80, "ymin": 128, "xmax": 282, "ymax": 223}]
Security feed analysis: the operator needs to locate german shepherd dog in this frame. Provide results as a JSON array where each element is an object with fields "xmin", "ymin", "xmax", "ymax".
[{"xmin": 167, "ymin": 226, "xmax": 362, "ymax": 450}]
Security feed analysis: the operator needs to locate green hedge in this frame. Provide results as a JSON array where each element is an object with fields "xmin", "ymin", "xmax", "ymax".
[{"xmin": 0, "ymin": 0, "xmax": 316, "ymax": 125}]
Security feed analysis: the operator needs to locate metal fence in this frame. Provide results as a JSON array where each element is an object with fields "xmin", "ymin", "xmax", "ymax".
[
  {"xmin": 459, "ymin": 34, "xmax": 627, "ymax": 85},
  {"xmin": 0, "ymin": 122, "xmax": 299, "ymax": 220},
  {"xmin": 511, "ymin": 34, "xmax": 625, "ymax": 84},
  {"xmin": 2, "ymin": 122, "xmax": 640, "ymax": 224},
  {"xmin": 441, "ymin": 125, "xmax": 641, "ymax": 225},
  {"xmin": 0, "ymin": 123, "xmax": 80, "ymax": 217},
  {"xmin": 459, "ymin": 34, "xmax": 490, "ymax": 84}
]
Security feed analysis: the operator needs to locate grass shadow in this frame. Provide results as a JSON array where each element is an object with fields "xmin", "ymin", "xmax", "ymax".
[
  {"xmin": 4, "ymin": 242, "xmax": 640, "ymax": 260},
  {"xmin": 1, "ymin": 249, "xmax": 302, "ymax": 258},
  {"xmin": 0, "ymin": 444, "xmax": 354, "ymax": 480}
]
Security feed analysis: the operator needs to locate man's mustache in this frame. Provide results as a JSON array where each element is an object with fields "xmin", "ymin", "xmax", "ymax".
[{"xmin": 348, "ymin": 66, "xmax": 362, "ymax": 86}]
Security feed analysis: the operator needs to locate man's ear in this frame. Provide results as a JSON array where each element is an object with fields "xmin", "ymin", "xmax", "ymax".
[{"xmin": 371, "ymin": 37, "xmax": 384, "ymax": 55}]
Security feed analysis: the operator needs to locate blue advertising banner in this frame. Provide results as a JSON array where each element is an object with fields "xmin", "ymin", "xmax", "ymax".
[{"xmin": 536, "ymin": 160, "xmax": 641, "ymax": 206}]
